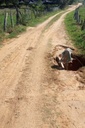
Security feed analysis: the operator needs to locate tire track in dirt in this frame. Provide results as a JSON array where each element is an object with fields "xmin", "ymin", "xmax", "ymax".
[
  {"xmin": 0, "ymin": 14, "xmax": 58, "ymax": 96},
  {"xmin": 0, "ymin": 4, "xmax": 83, "ymax": 128},
  {"xmin": 2, "ymin": 5, "xmax": 79, "ymax": 128},
  {"xmin": 0, "ymin": 11, "xmax": 66, "ymax": 128},
  {"xmin": 40, "ymin": 4, "xmax": 85, "ymax": 128}
]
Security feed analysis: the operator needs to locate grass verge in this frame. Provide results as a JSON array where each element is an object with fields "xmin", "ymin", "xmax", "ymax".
[
  {"xmin": 64, "ymin": 6, "xmax": 85, "ymax": 55},
  {"xmin": 28, "ymin": 10, "xmax": 62, "ymax": 27},
  {"xmin": 0, "ymin": 9, "xmax": 62, "ymax": 44}
]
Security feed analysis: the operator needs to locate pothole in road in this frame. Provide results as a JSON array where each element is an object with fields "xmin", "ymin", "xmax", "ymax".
[
  {"xmin": 67, "ymin": 54, "xmax": 85, "ymax": 71},
  {"xmin": 52, "ymin": 45, "xmax": 85, "ymax": 71}
]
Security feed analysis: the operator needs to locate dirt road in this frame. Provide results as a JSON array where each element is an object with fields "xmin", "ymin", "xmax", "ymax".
[{"xmin": 0, "ymin": 4, "xmax": 85, "ymax": 128}]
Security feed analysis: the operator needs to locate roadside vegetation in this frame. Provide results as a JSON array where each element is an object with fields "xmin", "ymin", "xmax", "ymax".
[
  {"xmin": 65, "ymin": 5, "xmax": 85, "ymax": 55},
  {"xmin": 0, "ymin": 0, "xmax": 77, "ymax": 45},
  {"xmin": 0, "ymin": 9, "xmax": 61, "ymax": 43}
]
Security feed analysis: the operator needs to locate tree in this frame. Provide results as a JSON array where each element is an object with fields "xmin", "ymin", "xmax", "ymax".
[
  {"xmin": 0, "ymin": 0, "xmax": 19, "ymax": 6},
  {"xmin": 5, "ymin": 0, "xmax": 19, "ymax": 5}
]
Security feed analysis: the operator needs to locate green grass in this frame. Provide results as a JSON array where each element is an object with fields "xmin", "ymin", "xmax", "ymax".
[
  {"xmin": 7, "ymin": 25, "xmax": 26, "ymax": 38},
  {"xmin": 0, "ymin": 6, "xmax": 69, "ymax": 45},
  {"xmin": 79, "ymin": 6, "xmax": 85, "ymax": 19},
  {"xmin": 28, "ymin": 9, "xmax": 62, "ymax": 27},
  {"xmin": 0, "ymin": 9, "xmax": 62, "ymax": 44},
  {"xmin": 65, "ymin": 6, "xmax": 85, "ymax": 55}
]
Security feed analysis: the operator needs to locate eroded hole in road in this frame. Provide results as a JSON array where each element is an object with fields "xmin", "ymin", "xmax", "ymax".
[
  {"xmin": 51, "ymin": 45, "xmax": 85, "ymax": 71},
  {"xmin": 68, "ymin": 54, "xmax": 85, "ymax": 71}
]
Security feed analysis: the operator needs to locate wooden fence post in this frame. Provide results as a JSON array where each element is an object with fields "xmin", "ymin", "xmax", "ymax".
[
  {"xmin": 10, "ymin": 9, "xmax": 14, "ymax": 28},
  {"xmin": 78, "ymin": 15, "xmax": 81, "ymax": 25},
  {"xmin": 4, "ymin": 11, "xmax": 8, "ymax": 31},
  {"xmin": 81, "ymin": 19, "xmax": 85, "ymax": 30}
]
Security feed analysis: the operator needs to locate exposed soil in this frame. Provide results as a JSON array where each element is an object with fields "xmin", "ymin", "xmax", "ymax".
[
  {"xmin": 0, "ymin": 3, "xmax": 85, "ymax": 128},
  {"xmin": 53, "ymin": 45, "xmax": 85, "ymax": 71}
]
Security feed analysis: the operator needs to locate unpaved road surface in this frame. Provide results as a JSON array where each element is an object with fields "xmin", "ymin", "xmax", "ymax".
[{"xmin": 0, "ymin": 4, "xmax": 85, "ymax": 128}]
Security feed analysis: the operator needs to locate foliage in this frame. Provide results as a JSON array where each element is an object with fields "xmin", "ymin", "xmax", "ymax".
[
  {"xmin": 0, "ymin": 0, "xmax": 76, "ymax": 7},
  {"xmin": 0, "ymin": 0, "xmax": 77, "ymax": 44},
  {"xmin": 0, "ymin": 0, "xmax": 76, "ymax": 26}
]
